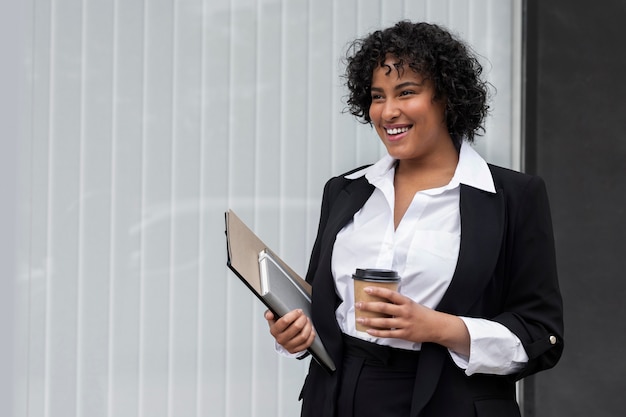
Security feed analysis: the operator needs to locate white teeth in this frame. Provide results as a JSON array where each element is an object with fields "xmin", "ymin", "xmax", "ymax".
[{"xmin": 386, "ymin": 126, "xmax": 409, "ymax": 135}]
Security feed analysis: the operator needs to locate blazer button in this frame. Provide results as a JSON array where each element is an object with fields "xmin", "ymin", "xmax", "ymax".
[{"xmin": 549, "ymin": 335, "xmax": 557, "ymax": 345}]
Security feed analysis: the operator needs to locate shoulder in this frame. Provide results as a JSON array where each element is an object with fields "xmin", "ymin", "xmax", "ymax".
[
  {"xmin": 488, "ymin": 164, "xmax": 547, "ymax": 192},
  {"xmin": 338, "ymin": 164, "xmax": 373, "ymax": 179},
  {"xmin": 317, "ymin": 165, "xmax": 375, "ymax": 216},
  {"xmin": 488, "ymin": 164, "xmax": 551, "ymax": 211},
  {"xmin": 323, "ymin": 164, "xmax": 372, "ymax": 191}
]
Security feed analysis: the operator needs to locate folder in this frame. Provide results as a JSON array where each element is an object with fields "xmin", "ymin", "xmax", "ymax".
[{"xmin": 224, "ymin": 209, "xmax": 336, "ymax": 373}]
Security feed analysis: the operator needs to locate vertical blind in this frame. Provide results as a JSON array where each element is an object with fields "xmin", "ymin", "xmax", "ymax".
[{"xmin": 16, "ymin": 1, "xmax": 521, "ymax": 416}]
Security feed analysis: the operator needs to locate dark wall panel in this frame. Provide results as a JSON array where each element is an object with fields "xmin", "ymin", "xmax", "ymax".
[{"xmin": 525, "ymin": 1, "xmax": 626, "ymax": 416}]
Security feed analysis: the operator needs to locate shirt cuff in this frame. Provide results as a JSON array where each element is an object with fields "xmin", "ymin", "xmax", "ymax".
[
  {"xmin": 274, "ymin": 341, "xmax": 307, "ymax": 359},
  {"xmin": 449, "ymin": 317, "xmax": 529, "ymax": 376}
]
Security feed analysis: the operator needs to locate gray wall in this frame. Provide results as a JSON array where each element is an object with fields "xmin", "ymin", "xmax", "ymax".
[
  {"xmin": 0, "ymin": 0, "xmax": 26, "ymax": 416},
  {"xmin": 524, "ymin": 0, "xmax": 626, "ymax": 415}
]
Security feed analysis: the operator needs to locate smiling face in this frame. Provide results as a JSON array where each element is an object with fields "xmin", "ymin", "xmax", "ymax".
[{"xmin": 369, "ymin": 57, "xmax": 453, "ymax": 166}]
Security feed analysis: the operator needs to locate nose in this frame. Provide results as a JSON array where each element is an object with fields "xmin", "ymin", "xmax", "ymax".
[{"xmin": 381, "ymin": 98, "xmax": 400, "ymax": 121}]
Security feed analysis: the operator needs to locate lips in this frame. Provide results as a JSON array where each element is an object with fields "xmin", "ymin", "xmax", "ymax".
[{"xmin": 384, "ymin": 125, "xmax": 412, "ymax": 141}]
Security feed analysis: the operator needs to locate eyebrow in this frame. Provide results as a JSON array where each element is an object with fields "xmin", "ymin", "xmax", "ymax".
[{"xmin": 370, "ymin": 81, "xmax": 425, "ymax": 92}]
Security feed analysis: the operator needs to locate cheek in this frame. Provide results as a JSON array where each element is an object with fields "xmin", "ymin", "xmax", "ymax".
[
  {"xmin": 368, "ymin": 104, "xmax": 378, "ymax": 121},
  {"xmin": 408, "ymin": 102, "xmax": 440, "ymax": 125},
  {"xmin": 405, "ymin": 100, "xmax": 427, "ymax": 115},
  {"xmin": 429, "ymin": 100, "xmax": 447, "ymax": 123}
]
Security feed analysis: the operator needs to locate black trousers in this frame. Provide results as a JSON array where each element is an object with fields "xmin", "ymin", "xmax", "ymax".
[{"xmin": 336, "ymin": 335, "xmax": 420, "ymax": 417}]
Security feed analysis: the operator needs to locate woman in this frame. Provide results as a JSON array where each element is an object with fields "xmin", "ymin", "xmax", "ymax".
[{"xmin": 265, "ymin": 21, "xmax": 563, "ymax": 417}]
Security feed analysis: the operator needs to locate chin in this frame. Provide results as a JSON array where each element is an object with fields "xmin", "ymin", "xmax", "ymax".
[{"xmin": 384, "ymin": 146, "xmax": 411, "ymax": 160}]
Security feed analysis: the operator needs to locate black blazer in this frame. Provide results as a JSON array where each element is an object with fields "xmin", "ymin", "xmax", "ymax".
[{"xmin": 299, "ymin": 164, "xmax": 564, "ymax": 417}]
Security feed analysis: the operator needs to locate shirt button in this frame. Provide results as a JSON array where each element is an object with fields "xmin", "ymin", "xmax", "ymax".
[{"xmin": 549, "ymin": 335, "xmax": 557, "ymax": 345}]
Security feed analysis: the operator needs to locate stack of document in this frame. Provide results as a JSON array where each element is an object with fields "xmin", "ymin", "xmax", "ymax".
[{"xmin": 225, "ymin": 209, "xmax": 335, "ymax": 373}]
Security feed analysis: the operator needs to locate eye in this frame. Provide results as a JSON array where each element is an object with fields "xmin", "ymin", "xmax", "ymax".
[
  {"xmin": 371, "ymin": 93, "xmax": 384, "ymax": 101},
  {"xmin": 399, "ymin": 90, "xmax": 415, "ymax": 97}
]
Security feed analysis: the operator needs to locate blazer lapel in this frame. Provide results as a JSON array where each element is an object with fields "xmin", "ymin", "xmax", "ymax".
[
  {"xmin": 320, "ymin": 177, "xmax": 376, "ymax": 257},
  {"xmin": 312, "ymin": 177, "xmax": 375, "ymax": 364},
  {"xmin": 410, "ymin": 184, "xmax": 505, "ymax": 416},
  {"xmin": 438, "ymin": 183, "xmax": 505, "ymax": 314}
]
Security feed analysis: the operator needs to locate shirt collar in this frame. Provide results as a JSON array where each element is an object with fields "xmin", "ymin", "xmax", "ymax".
[{"xmin": 344, "ymin": 141, "xmax": 496, "ymax": 194}]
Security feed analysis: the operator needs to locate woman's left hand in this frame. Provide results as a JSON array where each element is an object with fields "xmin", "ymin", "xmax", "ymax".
[{"xmin": 356, "ymin": 286, "xmax": 470, "ymax": 356}]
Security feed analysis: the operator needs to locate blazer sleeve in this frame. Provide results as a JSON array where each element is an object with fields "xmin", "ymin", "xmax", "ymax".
[{"xmin": 492, "ymin": 175, "xmax": 564, "ymax": 380}]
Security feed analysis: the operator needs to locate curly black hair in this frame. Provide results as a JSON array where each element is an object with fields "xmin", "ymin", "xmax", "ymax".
[{"xmin": 343, "ymin": 21, "xmax": 490, "ymax": 143}]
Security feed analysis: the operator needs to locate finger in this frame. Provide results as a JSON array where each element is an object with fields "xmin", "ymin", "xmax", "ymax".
[
  {"xmin": 289, "ymin": 325, "xmax": 317, "ymax": 353},
  {"xmin": 281, "ymin": 318, "xmax": 315, "ymax": 352},
  {"xmin": 357, "ymin": 300, "xmax": 400, "ymax": 317},
  {"xmin": 264, "ymin": 310, "xmax": 275, "ymax": 322},
  {"xmin": 272, "ymin": 309, "xmax": 305, "ymax": 332},
  {"xmin": 356, "ymin": 315, "xmax": 398, "ymax": 331},
  {"xmin": 364, "ymin": 286, "xmax": 406, "ymax": 304},
  {"xmin": 275, "ymin": 314, "xmax": 311, "ymax": 345},
  {"xmin": 366, "ymin": 326, "xmax": 404, "ymax": 339}
]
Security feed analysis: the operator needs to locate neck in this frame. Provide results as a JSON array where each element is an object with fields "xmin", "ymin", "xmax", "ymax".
[{"xmin": 395, "ymin": 139, "xmax": 460, "ymax": 183}]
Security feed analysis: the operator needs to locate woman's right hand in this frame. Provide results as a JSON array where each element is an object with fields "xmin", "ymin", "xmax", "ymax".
[{"xmin": 264, "ymin": 309, "xmax": 316, "ymax": 354}]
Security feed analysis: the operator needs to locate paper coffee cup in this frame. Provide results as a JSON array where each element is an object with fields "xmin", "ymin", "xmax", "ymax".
[{"xmin": 352, "ymin": 268, "xmax": 400, "ymax": 332}]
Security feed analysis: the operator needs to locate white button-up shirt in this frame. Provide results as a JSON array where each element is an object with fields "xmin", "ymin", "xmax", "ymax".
[{"xmin": 333, "ymin": 141, "xmax": 528, "ymax": 376}]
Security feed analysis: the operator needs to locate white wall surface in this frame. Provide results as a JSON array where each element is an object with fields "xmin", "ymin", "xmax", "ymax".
[{"xmin": 15, "ymin": 1, "xmax": 521, "ymax": 417}]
